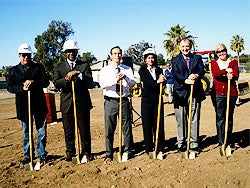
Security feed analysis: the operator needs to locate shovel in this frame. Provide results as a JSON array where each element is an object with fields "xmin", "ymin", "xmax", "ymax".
[
  {"xmin": 71, "ymin": 81, "xmax": 81, "ymax": 164},
  {"xmin": 113, "ymin": 80, "xmax": 124, "ymax": 162},
  {"xmin": 25, "ymin": 90, "xmax": 34, "ymax": 171},
  {"xmin": 149, "ymin": 83, "xmax": 163, "ymax": 160},
  {"xmin": 220, "ymin": 78, "xmax": 232, "ymax": 157},
  {"xmin": 181, "ymin": 84, "xmax": 196, "ymax": 159}
]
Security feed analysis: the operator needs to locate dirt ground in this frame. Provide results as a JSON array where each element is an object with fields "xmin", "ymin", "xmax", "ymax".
[{"xmin": 0, "ymin": 75, "xmax": 249, "ymax": 188}]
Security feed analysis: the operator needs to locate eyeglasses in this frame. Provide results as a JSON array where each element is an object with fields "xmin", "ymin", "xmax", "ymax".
[
  {"xmin": 216, "ymin": 49, "xmax": 226, "ymax": 54},
  {"xmin": 20, "ymin": 53, "xmax": 31, "ymax": 58},
  {"xmin": 65, "ymin": 49, "xmax": 78, "ymax": 53}
]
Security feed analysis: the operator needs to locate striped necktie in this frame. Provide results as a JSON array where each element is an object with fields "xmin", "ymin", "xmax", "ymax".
[{"xmin": 186, "ymin": 57, "xmax": 190, "ymax": 69}]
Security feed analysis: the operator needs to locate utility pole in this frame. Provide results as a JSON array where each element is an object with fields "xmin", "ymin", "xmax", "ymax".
[{"xmin": 192, "ymin": 36, "xmax": 198, "ymax": 52}]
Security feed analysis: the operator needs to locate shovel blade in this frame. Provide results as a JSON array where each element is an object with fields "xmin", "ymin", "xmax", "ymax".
[
  {"xmin": 225, "ymin": 145, "xmax": 232, "ymax": 157},
  {"xmin": 219, "ymin": 145, "xmax": 225, "ymax": 156},
  {"xmin": 180, "ymin": 151, "xmax": 189, "ymax": 159},
  {"xmin": 149, "ymin": 151, "xmax": 156, "ymax": 159},
  {"xmin": 72, "ymin": 156, "xmax": 81, "ymax": 164},
  {"xmin": 113, "ymin": 152, "xmax": 122, "ymax": 162},
  {"xmin": 25, "ymin": 162, "xmax": 33, "ymax": 171}
]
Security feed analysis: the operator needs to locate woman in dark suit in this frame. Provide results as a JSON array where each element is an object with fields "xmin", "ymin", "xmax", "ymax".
[{"xmin": 138, "ymin": 48, "xmax": 166, "ymax": 155}]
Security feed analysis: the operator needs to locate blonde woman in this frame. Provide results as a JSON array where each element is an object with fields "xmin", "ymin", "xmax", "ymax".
[{"xmin": 211, "ymin": 44, "xmax": 239, "ymax": 149}]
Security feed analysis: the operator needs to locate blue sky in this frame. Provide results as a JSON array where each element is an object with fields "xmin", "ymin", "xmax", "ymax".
[{"xmin": 0, "ymin": 0, "xmax": 249, "ymax": 67}]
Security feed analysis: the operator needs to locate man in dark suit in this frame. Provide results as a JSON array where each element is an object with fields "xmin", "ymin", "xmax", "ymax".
[
  {"xmin": 171, "ymin": 38, "xmax": 206, "ymax": 154},
  {"xmin": 53, "ymin": 39, "xmax": 93, "ymax": 163},
  {"xmin": 7, "ymin": 43, "xmax": 49, "ymax": 166}
]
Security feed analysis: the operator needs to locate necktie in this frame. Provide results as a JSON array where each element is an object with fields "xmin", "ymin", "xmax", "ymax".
[
  {"xmin": 186, "ymin": 57, "xmax": 190, "ymax": 69},
  {"xmin": 116, "ymin": 67, "xmax": 122, "ymax": 95},
  {"xmin": 70, "ymin": 62, "xmax": 74, "ymax": 70}
]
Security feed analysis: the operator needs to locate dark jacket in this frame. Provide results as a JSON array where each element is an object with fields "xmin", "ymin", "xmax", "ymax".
[
  {"xmin": 171, "ymin": 53, "xmax": 206, "ymax": 102},
  {"xmin": 139, "ymin": 65, "xmax": 165, "ymax": 98},
  {"xmin": 7, "ymin": 61, "xmax": 49, "ymax": 122},
  {"xmin": 53, "ymin": 59, "xmax": 93, "ymax": 113}
]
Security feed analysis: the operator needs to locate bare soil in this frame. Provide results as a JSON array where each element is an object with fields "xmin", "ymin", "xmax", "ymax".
[{"xmin": 0, "ymin": 77, "xmax": 249, "ymax": 187}]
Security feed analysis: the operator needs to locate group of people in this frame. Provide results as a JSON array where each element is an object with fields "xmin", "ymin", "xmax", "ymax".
[{"xmin": 7, "ymin": 38, "xmax": 239, "ymax": 167}]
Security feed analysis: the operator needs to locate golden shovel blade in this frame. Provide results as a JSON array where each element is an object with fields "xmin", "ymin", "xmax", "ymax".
[
  {"xmin": 149, "ymin": 151, "xmax": 156, "ymax": 159},
  {"xmin": 180, "ymin": 151, "xmax": 189, "ymax": 159},
  {"xmin": 219, "ymin": 145, "xmax": 226, "ymax": 156},
  {"xmin": 113, "ymin": 152, "xmax": 122, "ymax": 162},
  {"xmin": 72, "ymin": 156, "xmax": 81, "ymax": 164},
  {"xmin": 25, "ymin": 162, "xmax": 34, "ymax": 171}
]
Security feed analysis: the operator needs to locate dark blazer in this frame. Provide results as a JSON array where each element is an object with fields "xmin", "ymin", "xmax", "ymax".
[
  {"xmin": 139, "ymin": 65, "xmax": 164, "ymax": 98},
  {"xmin": 7, "ymin": 62, "xmax": 49, "ymax": 122},
  {"xmin": 53, "ymin": 59, "xmax": 93, "ymax": 113},
  {"xmin": 171, "ymin": 53, "xmax": 206, "ymax": 102}
]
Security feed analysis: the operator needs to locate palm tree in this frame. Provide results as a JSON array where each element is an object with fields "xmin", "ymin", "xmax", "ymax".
[
  {"xmin": 163, "ymin": 24, "xmax": 194, "ymax": 58},
  {"xmin": 230, "ymin": 35, "xmax": 245, "ymax": 65}
]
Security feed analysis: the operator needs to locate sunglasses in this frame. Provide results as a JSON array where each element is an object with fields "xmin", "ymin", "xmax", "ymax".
[
  {"xmin": 20, "ymin": 53, "xmax": 31, "ymax": 58},
  {"xmin": 65, "ymin": 49, "xmax": 78, "ymax": 53},
  {"xmin": 216, "ymin": 49, "xmax": 226, "ymax": 54}
]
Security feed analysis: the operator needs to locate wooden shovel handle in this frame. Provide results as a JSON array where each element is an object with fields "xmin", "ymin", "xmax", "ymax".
[
  {"xmin": 154, "ymin": 83, "xmax": 163, "ymax": 154},
  {"xmin": 187, "ymin": 84, "xmax": 194, "ymax": 155},
  {"xmin": 72, "ymin": 81, "xmax": 80, "ymax": 157},
  {"xmin": 119, "ymin": 80, "xmax": 123, "ymax": 154},
  {"xmin": 224, "ymin": 78, "xmax": 231, "ymax": 146},
  {"xmin": 28, "ymin": 90, "xmax": 33, "ymax": 170}
]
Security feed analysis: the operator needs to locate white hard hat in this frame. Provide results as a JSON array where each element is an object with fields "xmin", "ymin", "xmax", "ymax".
[
  {"xmin": 142, "ymin": 48, "xmax": 156, "ymax": 56},
  {"xmin": 61, "ymin": 39, "xmax": 79, "ymax": 52},
  {"xmin": 18, "ymin": 43, "xmax": 32, "ymax": 53}
]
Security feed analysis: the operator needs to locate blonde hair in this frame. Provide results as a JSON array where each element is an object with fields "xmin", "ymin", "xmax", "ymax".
[{"xmin": 215, "ymin": 43, "xmax": 227, "ymax": 52}]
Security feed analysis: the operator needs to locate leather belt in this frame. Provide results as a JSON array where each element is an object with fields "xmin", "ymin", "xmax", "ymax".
[{"xmin": 104, "ymin": 96, "xmax": 128, "ymax": 101}]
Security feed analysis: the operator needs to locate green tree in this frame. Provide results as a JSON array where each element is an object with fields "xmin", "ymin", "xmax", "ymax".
[
  {"xmin": 0, "ymin": 66, "xmax": 12, "ymax": 77},
  {"xmin": 163, "ymin": 24, "xmax": 194, "ymax": 58},
  {"xmin": 33, "ymin": 20, "xmax": 74, "ymax": 79},
  {"xmin": 157, "ymin": 53, "xmax": 166, "ymax": 65},
  {"xmin": 124, "ymin": 41, "xmax": 154, "ymax": 63},
  {"xmin": 230, "ymin": 34, "xmax": 245, "ymax": 65},
  {"xmin": 81, "ymin": 52, "xmax": 97, "ymax": 66}
]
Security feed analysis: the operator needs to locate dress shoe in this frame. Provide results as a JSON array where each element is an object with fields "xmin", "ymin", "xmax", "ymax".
[{"xmin": 65, "ymin": 156, "xmax": 72, "ymax": 162}]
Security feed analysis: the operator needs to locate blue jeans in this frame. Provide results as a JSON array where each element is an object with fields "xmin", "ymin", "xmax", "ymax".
[
  {"xmin": 21, "ymin": 113, "xmax": 47, "ymax": 159},
  {"xmin": 166, "ymin": 83, "xmax": 173, "ymax": 103}
]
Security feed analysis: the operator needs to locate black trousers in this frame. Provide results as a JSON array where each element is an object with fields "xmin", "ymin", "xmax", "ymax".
[
  {"xmin": 62, "ymin": 104, "xmax": 91, "ymax": 157},
  {"xmin": 141, "ymin": 97, "xmax": 165, "ymax": 153},
  {"xmin": 215, "ymin": 95, "xmax": 237, "ymax": 146}
]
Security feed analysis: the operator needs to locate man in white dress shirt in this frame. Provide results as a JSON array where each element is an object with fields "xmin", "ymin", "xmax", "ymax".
[{"xmin": 99, "ymin": 46, "xmax": 136, "ymax": 161}]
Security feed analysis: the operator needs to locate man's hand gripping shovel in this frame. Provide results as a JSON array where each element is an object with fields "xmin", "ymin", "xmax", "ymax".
[{"xmin": 149, "ymin": 83, "xmax": 163, "ymax": 160}]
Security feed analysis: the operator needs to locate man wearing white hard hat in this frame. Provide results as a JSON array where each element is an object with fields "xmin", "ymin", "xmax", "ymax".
[
  {"xmin": 53, "ymin": 39, "xmax": 93, "ymax": 163},
  {"xmin": 139, "ymin": 48, "xmax": 166, "ymax": 155},
  {"xmin": 7, "ymin": 43, "xmax": 49, "ymax": 167}
]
